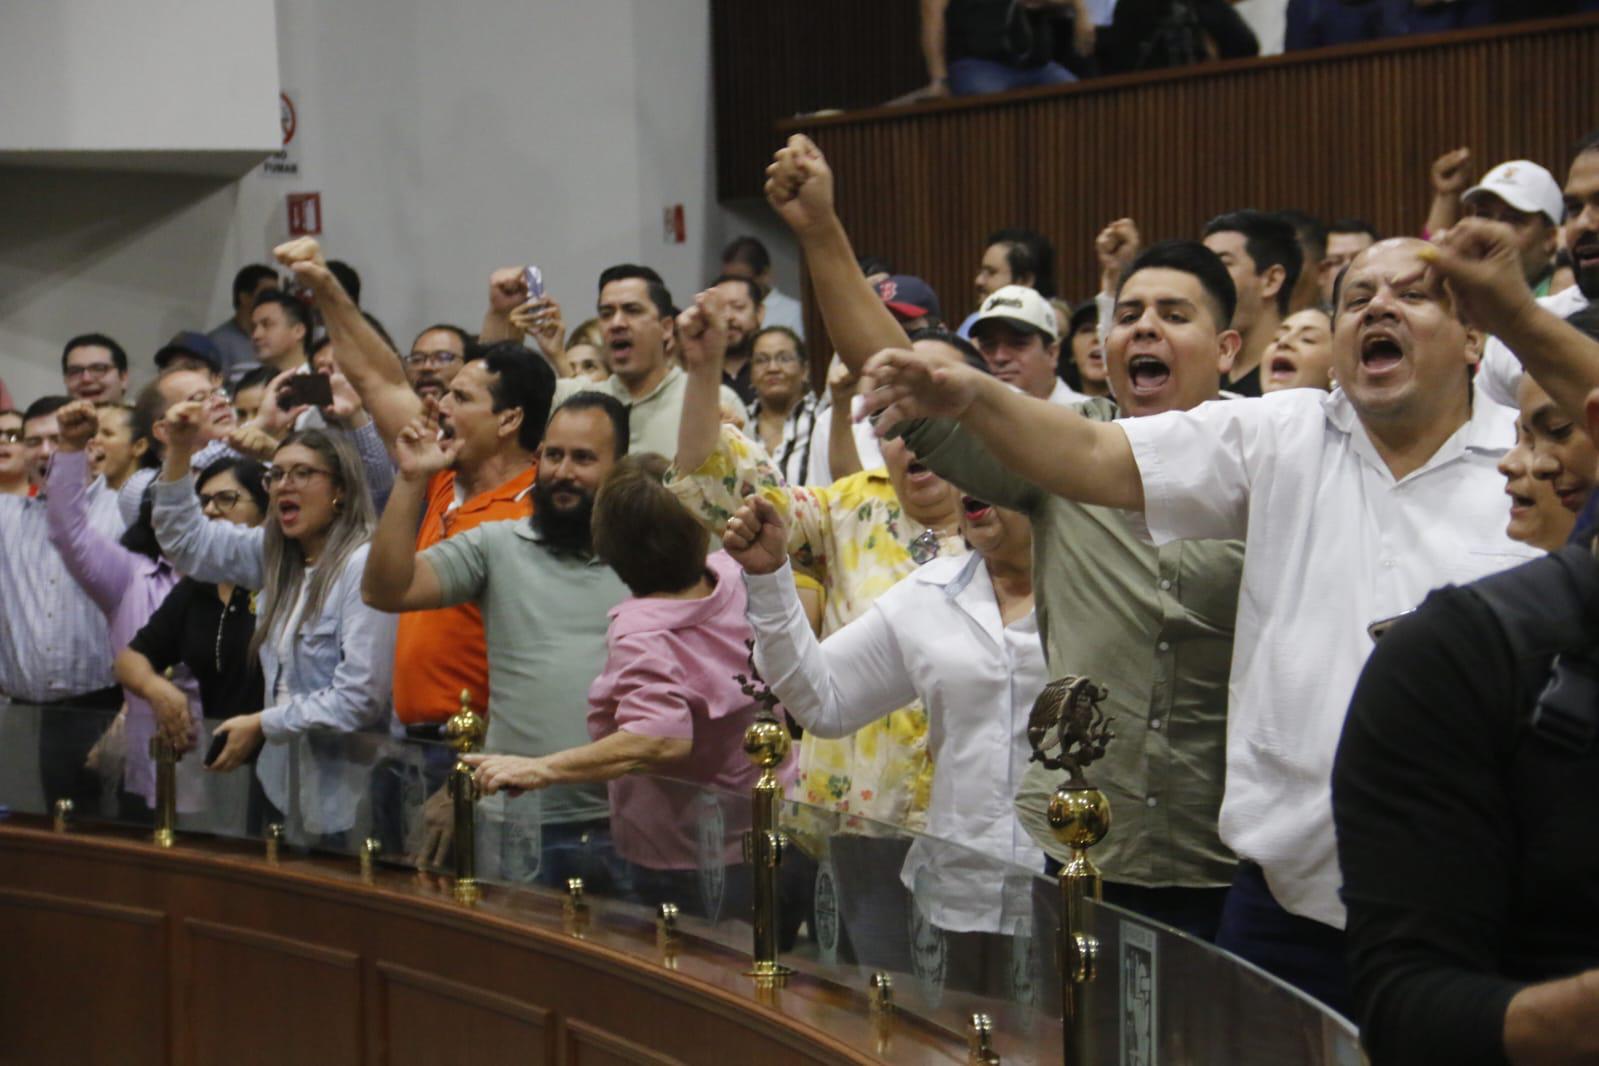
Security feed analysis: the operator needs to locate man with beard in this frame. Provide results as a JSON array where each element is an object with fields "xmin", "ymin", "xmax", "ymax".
[
  {"xmin": 272, "ymin": 237, "xmax": 548, "ymax": 735},
  {"xmin": 403, "ymin": 323, "xmax": 474, "ymax": 407},
  {"xmin": 858, "ymin": 227, "xmax": 1554, "ymax": 1012},
  {"xmin": 763, "ymin": 135, "xmax": 1244, "ymax": 940},
  {"xmin": 363, "ymin": 393, "xmax": 630, "ymax": 886},
  {"xmin": 1474, "ymin": 131, "xmax": 1598, "ymax": 416},
  {"xmin": 711, "ymin": 274, "xmax": 765, "ymax": 405}
]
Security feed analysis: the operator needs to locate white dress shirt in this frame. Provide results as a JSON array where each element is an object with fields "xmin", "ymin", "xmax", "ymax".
[
  {"xmin": 1474, "ymin": 284, "xmax": 1589, "ymax": 413},
  {"xmin": 1118, "ymin": 387, "xmax": 1538, "ymax": 928},
  {"xmin": 1048, "ymin": 378, "xmax": 1090, "ymax": 406},
  {"xmin": 745, "ymin": 552, "xmax": 1046, "ymax": 933}
]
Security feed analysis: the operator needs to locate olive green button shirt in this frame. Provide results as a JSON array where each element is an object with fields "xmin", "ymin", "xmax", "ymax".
[{"xmin": 901, "ymin": 399, "xmax": 1242, "ymax": 888}]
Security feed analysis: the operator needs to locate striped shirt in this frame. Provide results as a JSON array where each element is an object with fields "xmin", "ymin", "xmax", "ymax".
[
  {"xmin": 0, "ymin": 471, "xmax": 123, "ymax": 702},
  {"xmin": 746, "ymin": 391, "xmax": 822, "ymax": 487}
]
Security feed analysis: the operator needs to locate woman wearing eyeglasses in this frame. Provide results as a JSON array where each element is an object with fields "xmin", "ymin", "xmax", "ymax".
[
  {"xmin": 116, "ymin": 457, "xmax": 270, "ymax": 737},
  {"xmin": 151, "ymin": 399, "xmax": 396, "ymax": 834}
]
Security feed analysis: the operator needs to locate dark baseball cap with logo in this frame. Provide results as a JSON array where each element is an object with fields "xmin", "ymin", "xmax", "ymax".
[{"xmin": 874, "ymin": 275, "xmax": 943, "ymax": 324}]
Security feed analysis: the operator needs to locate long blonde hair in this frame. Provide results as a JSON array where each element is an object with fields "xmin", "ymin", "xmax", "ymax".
[{"xmin": 249, "ymin": 429, "xmax": 376, "ymax": 663}]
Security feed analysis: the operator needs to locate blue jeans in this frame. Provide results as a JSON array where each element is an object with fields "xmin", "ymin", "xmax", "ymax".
[
  {"xmin": 947, "ymin": 57, "xmax": 1076, "ymax": 97},
  {"xmin": 1215, "ymin": 862, "xmax": 1351, "ymax": 1017}
]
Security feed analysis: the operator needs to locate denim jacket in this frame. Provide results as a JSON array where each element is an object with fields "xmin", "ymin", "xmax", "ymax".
[{"xmin": 152, "ymin": 471, "xmax": 396, "ymax": 832}]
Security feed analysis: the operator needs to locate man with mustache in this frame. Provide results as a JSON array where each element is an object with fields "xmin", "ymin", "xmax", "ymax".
[
  {"xmin": 364, "ymin": 393, "xmax": 630, "ymax": 887},
  {"xmin": 272, "ymin": 238, "xmax": 550, "ymax": 740},
  {"xmin": 859, "ymin": 223, "xmax": 1566, "ymax": 1011},
  {"xmin": 762, "ymin": 134, "xmax": 1245, "ymax": 942},
  {"xmin": 403, "ymin": 323, "xmax": 473, "ymax": 406},
  {"xmin": 1473, "ymin": 131, "xmax": 1598, "ymax": 416}
]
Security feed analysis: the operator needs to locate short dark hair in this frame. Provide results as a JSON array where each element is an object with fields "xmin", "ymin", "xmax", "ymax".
[
  {"xmin": 412, "ymin": 323, "xmax": 475, "ymax": 353},
  {"xmin": 598, "ymin": 264, "xmax": 673, "ymax": 319},
  {"xmin": 231, "ymin": 365, "xmax": 278, "ymax": 397},
  {"xmin": 1117, "ymin": 240, "xmax": 1238, "ymax": 330},
  {"xmin": 857, "ymin": 253, "xmax": 895, "ymax": 278},
  {"xmin": 327, "ymin": 260, "xmax": 362, "ymax": 305},
  {"xmin": 232, "ymin": 264, "xmax": 279, "ymax": 304},
  {"xmin": 1328, "ymin": 218, "xmax": 1382, "ymax": 242},
  {"xmin": 131, "ymin": 381, "xmax": 169, "ymax": 464},
  {"xmin": 907, "ymin": 326, "xmax": 988, "ymax": 374},
  {"xmin": 22, "ymin": 395, "xmax": 72, "ymax": 424},
  {"xmin": 985, "ymin": 228, "xmax": 1057, "ymax": 299},
  {"xmin": 1573, "ymin": 128, "xmax": 1599, "ymax": 157},
  {"xmin": 253, "ymin": 289, "xmax": 313, "ymax": 335},
  {"xmin": 752, "ymin": 325, "xmax": 806, "ymax": 362},
  {"xmin": 61, "ymin": 333, "xmax": 128, "ymax": 375},
  {"xmin": 197, "ymin": 455, "xmax": 270, "ymax": 514},
  {"xmin": 1203, "ymin": 210, "xmax": 1303, "ymax": 317},
  {"xmin": 712, "ymin": 274, "xmax": 764, "ymax": 307},
  {"xmin": 98, "ymin": 401, "xmax": 157, "ymax": 470},
  {"xmin": 721, "ymin": 235, "xmax": 771, "ymax": 275},
  {"xmin": 548, "ymin": 392, "xmax": 630, "ymax": 459},
  {"xmin": 1276, "ymin": 209, "xmax": 1328, "ymax": 268},
  {"xmin": 474, "ymin": 342, "xmax": 558, "ymax": 452},
  {"xmin": 592, "ymin": 453, "xmax": 707, "ymax": 597}
]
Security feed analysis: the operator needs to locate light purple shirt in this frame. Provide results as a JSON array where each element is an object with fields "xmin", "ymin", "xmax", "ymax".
[
  {"xmin": 47, "ymin": 449, "xmax": 197, "ymax": 803},
  {"xmin": 587, "ymin": 551, "xmax": 796, "ymax": 870},
  {"xmin": 0, "ymin": 459, "xmax": 121, "ymax": 703}
]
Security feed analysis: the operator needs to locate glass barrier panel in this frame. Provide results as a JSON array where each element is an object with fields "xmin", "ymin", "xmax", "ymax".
[{"xmin": 2, "ymin": 702, "xmax": 137, "ymax": 825}]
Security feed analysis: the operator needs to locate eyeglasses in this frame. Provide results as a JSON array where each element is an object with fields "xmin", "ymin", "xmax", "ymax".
[
  {"xmin": 198, "ymin": 489, "xmax": 245, "ymax": 512},
  {"xmin": 405, "ymin": 350, "xmax": 462, "ymax": 369},
  {"xmin": 0, "ymin": 430, "xmax": 20, "ymax": 445},
  {"xmin": 185, "ymin": 387, "xmax": 229, "ymax": 405},
  {"xmin": 751, "ymin": 351, "xmax": 802, "ymax": 369},
  {"xmin": 65, "ymin": 362, "xmax": 117, "ymax": 379},
  {"xmin": 263, "ymin": 464, "xmax": 333, "ymax": 490}
]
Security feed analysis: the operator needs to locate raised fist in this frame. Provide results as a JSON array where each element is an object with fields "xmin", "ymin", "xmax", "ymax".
[
  {"xmin": 722, "ymin": 494, "xmax": 791, "ymax": 576},
  {"xmin": 273, "ymin": 238, "xmax": 337, "ymax": 295},
  {"xmin": 764, "ymin": 135, "xmax": 836, "ymax": 237},
  {"xmin": 676, "ymin": 288, "xmax": 729, "ymax": 375},
  {"xmin": 394, "ymin": 416, "xmax": 453, "ymax": 482},
  {"xmin": 55, "ymin": 400, "xmax": 100, "ymax": 451},
  {"xmin": 1096, "ymin": 219, "xmax": 1142, "ymax": 288},
  {"xmin": 488, "ymin": 267, "xmax": 530, "ymax": 315},
  {"xmin": 1431, "ymin": 147, "xmax": 1472, "ymax": 197}
]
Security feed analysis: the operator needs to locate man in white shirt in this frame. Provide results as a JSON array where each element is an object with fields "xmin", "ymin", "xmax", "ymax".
[
  {"xmin": 969, "ymin": 285, "xmax": 1086, "ymax": 406},
  {"xmin": 1475, "ymin": 133, "xmax": 1598, "ymax": 415},
  {"xmin": 857, "ymin": 229, "xmax": 1573, "ymax": 1011}
]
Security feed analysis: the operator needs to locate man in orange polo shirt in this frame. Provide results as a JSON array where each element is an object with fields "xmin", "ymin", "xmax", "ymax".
[{"xmin": 274, "ymin": 238, "xmax": 556, "ymax": 861}]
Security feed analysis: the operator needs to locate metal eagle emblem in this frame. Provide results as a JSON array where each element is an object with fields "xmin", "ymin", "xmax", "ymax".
[{"xmin": 1026, "ymin": 675, "xmax": 1114, "ymax": 785}]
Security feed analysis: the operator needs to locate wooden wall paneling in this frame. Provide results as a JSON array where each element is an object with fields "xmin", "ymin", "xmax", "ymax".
[
  {"xmin": 374, "ymin": 962, "xmax": 556, "ymax": 1066},
  {"xmin": 776, "ymin": 16, "xmax": 1599, "ymax": 328},
  {"xmin": 182, "ymin": 918, "xmax": 363, "ymax": 1066},
  {"xmin": 563, "ymin": 1020, "xmax": 686, "ymax": 1066},
  {"xmin": 0, "ymin": 888, "xmax": 167, "ymax": 1066}
]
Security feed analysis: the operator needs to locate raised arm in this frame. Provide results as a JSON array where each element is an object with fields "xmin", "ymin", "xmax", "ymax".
[
  {"xmin": 1425, "ymin": 147, "xmax": 1471, "ymax": 237},
  {"xmin": 897, "ymin": 415, "xmax": 1047, "ymax": 513},
  {"xmin": 275, "ymin": 238, "xmax": 422, "ymax": 447},
  {"xmin": 674, "ymin": 288, "xmax": 732, "ymax": 474},
  {"xmin": 361, "ymin": 417, "xmax": 448, "ymax": 612},
  {"xmin": 1428, "ymin": 219, "xmax": 1599, "ymax": 425},
  {"xmin": 45, "ymin": 403, "xmax": 134, "ymax": 615},
  {"xmin": 765, "ymin": 136, "xmax": 912, "ymax": 374},
  {"xmin": 152, "ymin": 401, "xmax": 265, "ymax": 588},
  {"xmin": 860, "ymin": 345, "xmax": 1144, "ymax": 510},
  {"xmin": 728, "ymin": 499, "xmax": 917, "ymax": 737}
]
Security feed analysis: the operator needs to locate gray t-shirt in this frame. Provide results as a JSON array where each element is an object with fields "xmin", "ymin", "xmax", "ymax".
[
  {"xmin": 553, "ymin": 364, "xmax": 744, "ymax": 460},
  {"xmin": 422, "ymin": 518, "xmax": 627, "ymax": 825}
]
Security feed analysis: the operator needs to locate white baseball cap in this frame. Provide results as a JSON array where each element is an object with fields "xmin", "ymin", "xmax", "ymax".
[
  {"xmin": 969, "ymin": 285, "xmax": 1059, "ymax": 343},
  {"xmin": 1463, "ymin": 160, "xmax": 1564, "ymax": 227}
]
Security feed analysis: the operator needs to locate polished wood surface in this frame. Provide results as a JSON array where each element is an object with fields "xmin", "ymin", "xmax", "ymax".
[
  {"xmin": 718, "ymin": 14, "xmax": 1599, "ymax": 357},
  {"xmin": 0, "ymin": 820, "xmax": 1036, "ymax": 1065}
]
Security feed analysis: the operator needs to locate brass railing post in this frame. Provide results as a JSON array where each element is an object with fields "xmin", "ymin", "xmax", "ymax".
[
  {"xmin": 443, "ymin": 690, "xmax": 486, "ymax": 905},
  {"xmin": 150, "ymin": 737, "xmax": 177, "ymax": 848},
  {"xmin": 742, "ymin": 714, "xmax": 793, "ymax": 982},
  {"xmin": 1024, "ymin": 675, "xmax": 1115, "ymax": 1066}
]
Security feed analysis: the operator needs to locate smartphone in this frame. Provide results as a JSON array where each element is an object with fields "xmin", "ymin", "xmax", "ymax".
[
  {"xmin": 523, "ymin": 265, "xmax": 545, "ymax": 302},
  {"xmin": 204, "ymin": 732, "xmax": 228, "ymax": 767},
  {"xmin": 277, "ymin": 373, "xmax": 334, "ymax": 410}
]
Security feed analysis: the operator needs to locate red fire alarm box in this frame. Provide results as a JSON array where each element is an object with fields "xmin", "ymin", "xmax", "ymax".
[{"xmin": 287, "ymin": 192, "xmax": 323, "ymax": 236}]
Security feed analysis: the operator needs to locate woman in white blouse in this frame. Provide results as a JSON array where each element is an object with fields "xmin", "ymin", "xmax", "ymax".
[{"xmin": 724, "ymin": 489, "xmax": 1046, "ymax": 976}]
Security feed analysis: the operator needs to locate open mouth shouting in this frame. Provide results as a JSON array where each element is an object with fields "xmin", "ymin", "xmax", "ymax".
[
  {"xmin": 1358, "ymin": 329, "xmax": 1405, "ymax": 378},
  {"xmin": 1268, "ymin": 353, "xmax": 1299, "ymax": 384},
  {"xmin": 1126, "ymin": 353, "xmax": 1172, "ymax": 397},
  {"xmin": 962, "ymin": 496, "xmax": 994, "ymax": 522},
  {"xmin": 276, "ymin": 497, "xmax": 303, "ymax": 531}
]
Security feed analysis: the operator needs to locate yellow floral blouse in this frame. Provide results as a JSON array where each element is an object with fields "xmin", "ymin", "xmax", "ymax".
[{"xmin": 667, "ymin": 425, "xmax": 966, "ymax": 833}]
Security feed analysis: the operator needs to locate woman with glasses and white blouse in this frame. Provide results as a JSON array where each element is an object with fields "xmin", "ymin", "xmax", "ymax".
[{"xmin": 151, "ymin": 399, "xmax": 395, "ymax": 834}]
